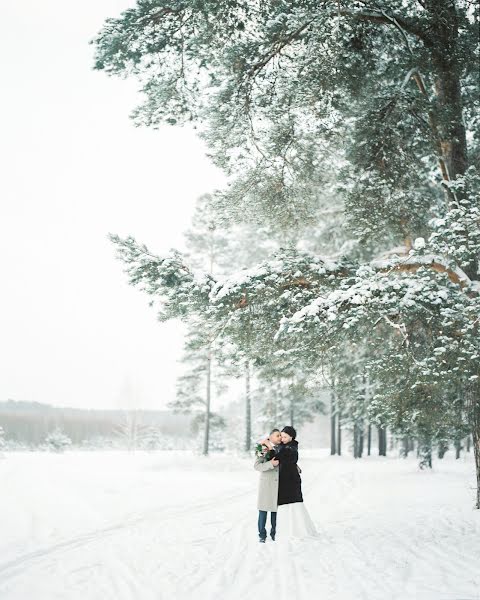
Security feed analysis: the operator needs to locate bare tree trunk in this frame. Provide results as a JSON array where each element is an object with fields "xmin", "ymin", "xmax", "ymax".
[
  {"xmin": 378, "ymin": 426, "xmax": 387, "ymax": 456},
  {"xmin": 367, "ymin": 423, "xmax": 372, "ymax": 456},
  {"xmin": 353, "ymin": 423, "xmax": 359, "ymax": 458},
  {"xmin": 418, "ymin": 433, "xmax": 433, "ymax": 469},
  {"xmin": 426, "ymin": 0, "xmax": 468, "ymax": 181},
  {"xmin": 401, "ymin": 436, "xmax": 410, "ymax": 458},
  {"xmin": 244, "ymin": 360, "xmax": 252, "ymax": 452},
  {"xmin": 454, "ymin": 438, "xmax": 462, "ymax": 459},
  {"xmin": 438, "ymin": 440, "xmax": 448, "ymax": 459},
  {"xmin": 337, "ymin": 409, "xmax": 342, "ymax": 455},
  {"xmin": 353, "ymin": 421, "xmax": 364, "ymax": 458},
  {"xmin": 468, "ymin": 387, "xmax": 480, "ymax": 509},
  {"xmin": 359, "ymin": 421, "xmax": 364, "ymax": 458},
  {"xmin": 330, "ymin": 389, "xmax": 337, "ymax": 455},
  {"xmin": 203, "ymin": 351, "xmax": 212, "ymax": 456}
]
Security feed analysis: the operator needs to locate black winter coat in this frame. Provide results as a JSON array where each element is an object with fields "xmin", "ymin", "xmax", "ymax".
[{"xmin": 275, "ymin": 440, "xmax": 303, "ymax": 505}]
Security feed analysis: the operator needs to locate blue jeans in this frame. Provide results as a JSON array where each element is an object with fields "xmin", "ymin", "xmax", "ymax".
[{"xmin": 258, "ymin": 510, "xmax": 277, "ymax": 540}]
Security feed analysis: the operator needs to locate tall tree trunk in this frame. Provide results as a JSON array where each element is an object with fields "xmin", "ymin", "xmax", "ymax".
[
  {"xmin": 353, "ymin": 421, "xmax": 364, "ymax": 458},
  {"xmin": 426, "ymin": 0, "xmax": 468, "ymax": 181},
  {"xmin": 401, "ymin": 435, "xmax": 410, "ymax": 458},
  {"xmin": 367, "ymin": 423, "xmax": 372, "ymax": 456},
  {"xmin": 359, "ymin": 421, "xmax": 364, "ymax": 458},
  {"xmin": 467, "ymin": 383, "xmax": 480, "ymax": 509},
  {"xmin": 244, "ymin": 360, "xmax": 252, "ymax": 452},
  {"xmin": 438, "ymin": 439, "xmax": 449, "ymax": 458},
  {"xmin": 337, "ymin": 409, "xmax": 342, "ymax": 455},
  {"xmin": 353, "ymin": 423, "xmax": 358, "ymax": 458},
  {"xmin": 378, "ymin": 426, "xmax": 387, "ymax": 456},
  {"xmin": 203, "ymin": 351, "xmax": 212, "ymax": 456},
  {"xmin": 454, "ymin": 438, "xmax": 462, "ymax": 459},
  {"xmin": 418, "ymin": 432, "xmax": 433, "ymax": 469},
  {"xmin": 330, "ymin": 389, "xmax": 337, "ymax": 455}
]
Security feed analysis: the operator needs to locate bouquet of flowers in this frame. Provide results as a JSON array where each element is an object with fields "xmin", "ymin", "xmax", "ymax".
[{"xmin": 255, "ymin": 442, "xmax": 275, "ymax": 461}]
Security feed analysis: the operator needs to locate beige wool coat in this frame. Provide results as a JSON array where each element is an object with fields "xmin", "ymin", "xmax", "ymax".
[{"xmin": 254, "ymin": 454, "xmax": 279, "ymax": 512}]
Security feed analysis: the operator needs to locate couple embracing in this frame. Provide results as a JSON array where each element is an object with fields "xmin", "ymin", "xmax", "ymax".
[{"xmin": 254, "ymin": 425, "xmax": 318, "ymax": 542}]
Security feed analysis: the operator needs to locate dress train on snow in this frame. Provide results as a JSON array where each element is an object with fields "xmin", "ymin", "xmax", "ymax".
[{"xmin": 276, "ymin": 501, "xmax": 318, "ymax": 539}]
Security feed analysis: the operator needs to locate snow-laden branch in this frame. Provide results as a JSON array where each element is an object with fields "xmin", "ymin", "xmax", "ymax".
[
  {"xmin": 370, "ymin": 252, "xmax": 473, "ymax": 288},
  {"xmin": 337, "ymin": 8, "xmax": 430, "ymax": 44},
  {"xmin": 208, "ymin": 249, "xmax": 341, "ymax": 308},
  {"xmin": 108, "ymin": 233, "xmax": 215, "ymax": 321}
]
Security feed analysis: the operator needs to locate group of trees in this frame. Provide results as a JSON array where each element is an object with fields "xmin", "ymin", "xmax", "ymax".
[
  {"xmin": 0, "ymin": 423, "xmax": 73, "ymax": 453},
  {"xmin": 164, "ymin": 194, "xmax": 327, "ymax": 453},
  {"xmin": 0, "ymin": 401, "xmax": 194, "ymax": 451},
  {"xmin": 93, "ymin": 1, "xmax": 480, "ymax": 507},
  {"xmin": 0, "ymin": 422, "xmax": 193, "ymax": 452}
]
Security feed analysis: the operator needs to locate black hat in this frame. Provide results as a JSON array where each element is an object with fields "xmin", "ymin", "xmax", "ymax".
[{"xmin": 282, "ymin": 425, "xmax": 296, "ymax": 440}]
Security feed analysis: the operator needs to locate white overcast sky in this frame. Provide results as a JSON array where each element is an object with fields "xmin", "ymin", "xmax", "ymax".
[{"xmin": 0, "ymin": 1, "xmax": 226, "ymax": 410}]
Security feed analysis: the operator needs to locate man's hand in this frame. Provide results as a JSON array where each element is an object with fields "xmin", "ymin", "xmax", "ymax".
[{"xmin": 271, "ymin": 458, "xmax": 279, "ymax": 467}]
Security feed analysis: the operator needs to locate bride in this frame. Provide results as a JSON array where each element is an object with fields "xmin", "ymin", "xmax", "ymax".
[{"xmin": 264, "ymin": 426, "xmax": 318, "ymax": 539}]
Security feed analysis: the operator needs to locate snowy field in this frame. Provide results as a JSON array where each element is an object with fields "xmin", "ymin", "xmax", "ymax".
[{"xmin": 0, "ymin": 448, "xmax": 479, "ymax": 600}]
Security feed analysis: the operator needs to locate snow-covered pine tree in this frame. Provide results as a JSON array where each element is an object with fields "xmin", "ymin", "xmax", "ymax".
[
  {"xmin": 95, "ymin": 2, "xmax": 480, "ymax": 506},
  {"xmin": 172, "ymin": 195, "xmax": 230, "ymax": 455},
  {"xmin": 113, "ymin": 409, "xmax": 149, "ymax": 451},
  {"xmin": 93, "ymin": 1, "xmax": 477, "ymax": 241},
  {"xmin": 169, "ymin": 319, "xmax": 229, "ymax": 455},
  {"xmin": 254, "ymin": 374, "xmax": 325, "ymax": 431},
  {"xmin": 175, "ymin": 194, "xmax": 278, "ymax": 454},
  {"xmin": 252, "ymin": 341, "xmax": 326, "ymax": 429},
  {"xmin": 45, "ymin": 428, "xmax": 72, "ymax": 453},
  {"xmin": 190, "ymin": 412, "xmax": 227, "ymax": 453},
  {"xmin": 137, "ymin": 426, "xmax": 159, "ymax": 451},
  {"xmin": 332, "ymin": 348, "xmax": 372, "ymax": 459}
]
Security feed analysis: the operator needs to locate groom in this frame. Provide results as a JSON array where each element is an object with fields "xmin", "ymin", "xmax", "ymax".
[{"xmin": 254, "ymin": 428, "xmax": 281, "ymax": 543}]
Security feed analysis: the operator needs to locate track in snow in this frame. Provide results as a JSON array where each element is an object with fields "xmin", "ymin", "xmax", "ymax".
[{"xmin": 1, "ymin": 451, "xmax": 479, "ymax": 600}]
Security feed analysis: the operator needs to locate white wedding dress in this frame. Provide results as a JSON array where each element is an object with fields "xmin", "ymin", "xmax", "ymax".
[{"xmin": 276, "ymin": 501, "xmax": 318, "ymax": 539}]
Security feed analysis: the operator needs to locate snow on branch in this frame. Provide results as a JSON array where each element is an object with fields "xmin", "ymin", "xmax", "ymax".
[
  {"xmin": 282, "ymin": 258, "xmax": 475, "ymax": 337},
  {"xmin": 108, "ymin": 233, "xmax": 215, "ymax": 321},
  {"xmin": 370, "ymin": 253, "xmax": 472, "ymax": 288},
  {"xmin": 336, "ymin": 8, "xmax": 430, "ymax": 44},
  {"xmin": 208, "ymin": 249, "xmax": 340, "ymax": 308}
]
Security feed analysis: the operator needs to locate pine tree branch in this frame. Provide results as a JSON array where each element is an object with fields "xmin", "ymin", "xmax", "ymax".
[
  {"xmin": 244, "ymin": 7, "xmax": 429, "ymax": 85},
  {"xmin": 245, "ymin": 18, "xmax": 316, "ymax": 81},
  {"xmin": 337, "ymin": 9, "xmax": 431, "ymax": 45}
]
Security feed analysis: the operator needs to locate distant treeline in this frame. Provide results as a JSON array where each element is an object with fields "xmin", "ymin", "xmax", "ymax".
[{"xmin": 0, "ymin": 400, "xmax": 193, "ymax": 446}]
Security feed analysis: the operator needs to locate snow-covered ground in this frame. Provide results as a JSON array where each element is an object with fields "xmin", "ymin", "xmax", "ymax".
[{"xmin": 0, "ymin": 448, "xmax": 479, "ymax": 600}]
